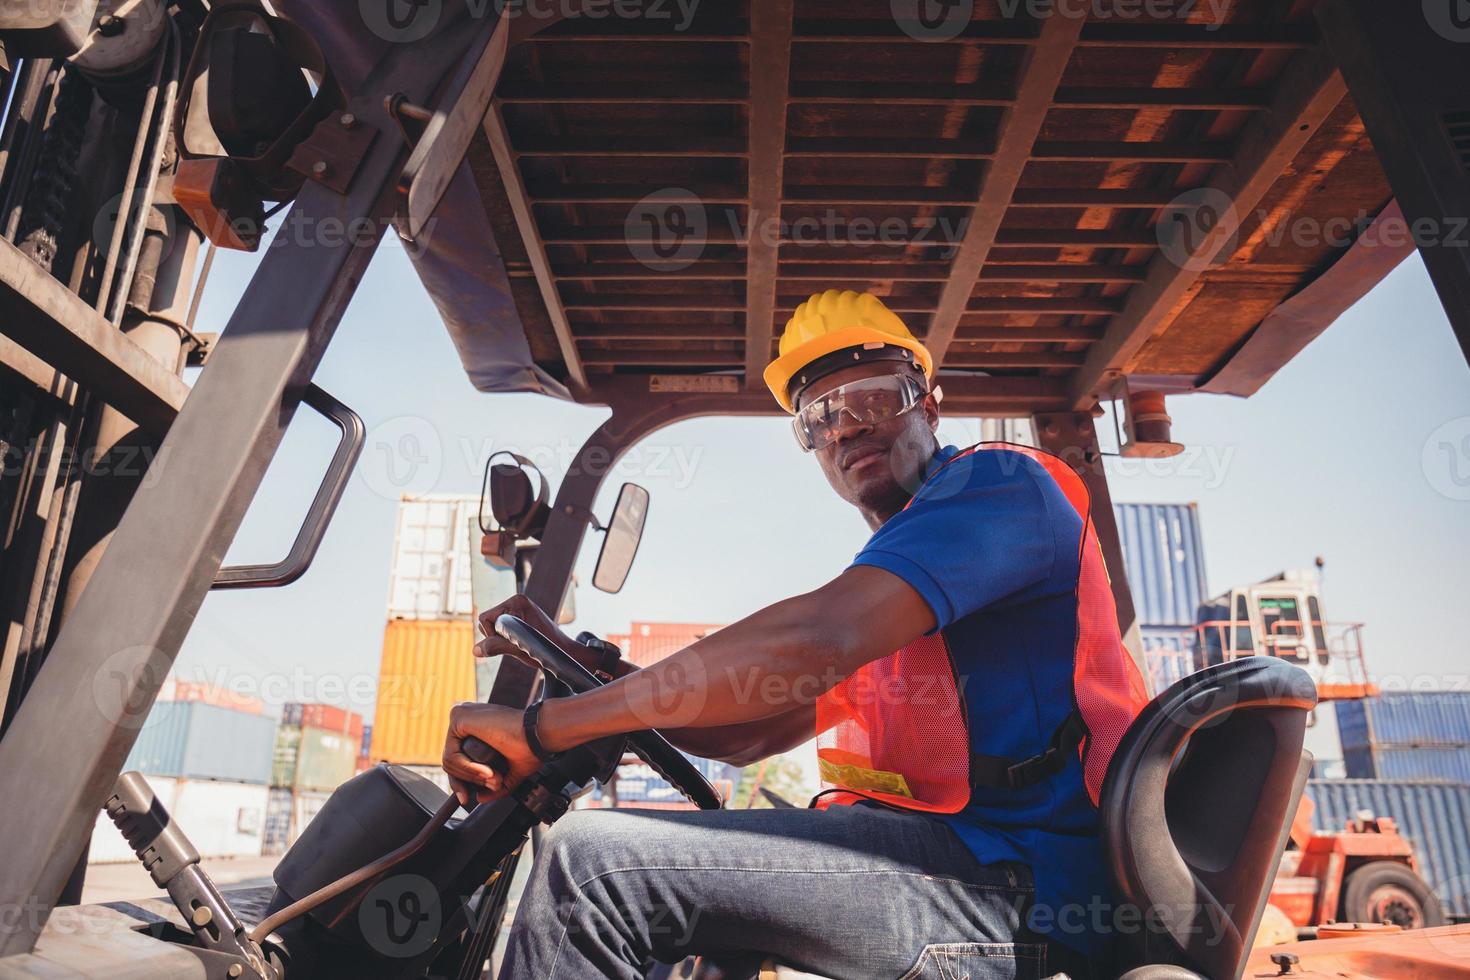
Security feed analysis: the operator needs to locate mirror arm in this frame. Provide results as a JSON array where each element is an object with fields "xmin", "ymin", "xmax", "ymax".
[{"xmin": 560, "ymin": 503, "xmax": 607, "ymax": 534}]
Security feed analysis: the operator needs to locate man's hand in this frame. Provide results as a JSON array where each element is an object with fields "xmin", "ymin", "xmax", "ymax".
[
  {"xmin": 474, "ymin": 594, "xmax": 583, "ymax": 668},
  {"xmin": 443, "ymin": 702, "xmax": 540, "ymax": 807}
]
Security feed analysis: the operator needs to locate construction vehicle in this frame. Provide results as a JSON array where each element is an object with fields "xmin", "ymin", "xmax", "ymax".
[{"xmin": 2, "ymin": 1, "xmax": 1470, "ymax": 978}]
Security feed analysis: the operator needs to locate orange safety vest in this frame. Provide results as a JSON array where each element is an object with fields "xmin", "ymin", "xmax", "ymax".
[{"xmin": 814, "ymin": 444, "xmax": 1149, "ymax": 813}]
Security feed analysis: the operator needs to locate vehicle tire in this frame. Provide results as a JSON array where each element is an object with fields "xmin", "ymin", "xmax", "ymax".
[{"xmin": 1341, "ymin": 861, "xmax": 1445, "ymax": 929}]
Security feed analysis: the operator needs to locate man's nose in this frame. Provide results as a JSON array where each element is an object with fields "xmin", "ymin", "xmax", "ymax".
[{"xmin": 832, "ymin": 408, "xmax": 873, "ymax": 442}]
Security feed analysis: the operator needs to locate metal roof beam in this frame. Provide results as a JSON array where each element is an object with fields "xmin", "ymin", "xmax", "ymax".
[
  {"xmin": 0, "ymin": 238, "xmax": 187, "ymax": 435},
  {"xmin": 1067, "ymin": 44, "xmax": 1347, "ymax": 409},
  {"xmin": 743, "ymin": 0, "xmax": 794, "ymax": 388},
  {"xmin": 922, "ymin": 12, "xmax": 1086, "ymax": 367},
  {"xmin": 483, "ymin": 106, "xmax": 589, "ymax": 393}
]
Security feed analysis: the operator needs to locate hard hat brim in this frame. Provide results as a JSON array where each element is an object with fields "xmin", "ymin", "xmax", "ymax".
[{"xmin": 763, "ymin": 325, "xmax": 935, "ymax": 414}]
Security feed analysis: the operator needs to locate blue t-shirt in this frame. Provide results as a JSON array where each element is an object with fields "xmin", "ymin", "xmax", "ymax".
[{"xmin": 850, "ymin": 444, "xmax": 1112, "ymax": 956}]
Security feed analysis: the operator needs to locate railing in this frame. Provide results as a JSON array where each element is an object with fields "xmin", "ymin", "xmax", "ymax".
[{"xmin": 1139, "ymin": 620, "xmax": 1373, "ymax": 700}]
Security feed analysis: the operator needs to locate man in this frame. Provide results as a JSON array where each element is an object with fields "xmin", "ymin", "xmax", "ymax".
[{"xmin": 445, "ymin": 290, "xmax": 1148, "ymax": 979}]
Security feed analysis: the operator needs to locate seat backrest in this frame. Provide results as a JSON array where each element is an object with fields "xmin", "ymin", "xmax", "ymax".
[{"xmin": 1100, "ymin": 657, "xmax": 1317, "ymax": 980}]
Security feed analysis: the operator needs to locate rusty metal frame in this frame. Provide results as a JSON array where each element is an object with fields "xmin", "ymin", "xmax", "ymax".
[
  {"xmin": 1066, "ymin": 43, "xmax": 1349, "ymax": 409},
  {"xmin": 924, "ymin": 11, "xmax": 1087, "ymax": 366},
  {"xmin": 740, "ymin": 0, "xmax": 793, "ymax": 387},
  {"xmin": 0, "ymin": 237, "xmax": 191, "ymax": 436}
]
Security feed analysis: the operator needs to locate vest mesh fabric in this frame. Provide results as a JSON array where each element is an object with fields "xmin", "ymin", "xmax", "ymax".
[{"xmin": 814, "ymin": 444, "xmax": 1149, "ymax": 812}]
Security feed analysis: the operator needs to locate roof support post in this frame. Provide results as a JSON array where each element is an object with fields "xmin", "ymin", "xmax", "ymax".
[
  {"xmin": 742, "ymin": 0, "xmax": 794, "ymax": 387},
  {"xmin": 924, "ymin": 11, "xmax": 1087, "ymax": 366},
  {"xmin": 484, "ymin": 106, "xmax": 590, "ymax": 394},
  {"xmin": 1067, "ymin": 44, "xmax": 1347, "ymax": 409},
  {"xmin": 1316, "ymin": 0, "xmax": 1470, "ymax": 373},
  {"xmin": 1033, "ymin": 411, "xmax": 1145, "ymax": 685}
]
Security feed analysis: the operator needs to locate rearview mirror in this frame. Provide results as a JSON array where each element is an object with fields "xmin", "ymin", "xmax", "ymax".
[{"xmin": 592, "ymin": 484, "xmax": 649, "ymax": 594}]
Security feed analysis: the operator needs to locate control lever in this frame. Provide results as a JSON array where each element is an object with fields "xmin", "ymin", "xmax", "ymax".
[
  {"xmin": 107, "ymin": 772, "xmax": 271, "ymax": 979},
  {"xmin": 462, "ymin": 735, "xmax": 509, "ymax": 774}
]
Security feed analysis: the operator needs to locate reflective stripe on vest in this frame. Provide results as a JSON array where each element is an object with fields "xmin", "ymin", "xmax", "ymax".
[{"xmin": 813, "ymin": 443, "xmax": 1150, "ymax": 814}]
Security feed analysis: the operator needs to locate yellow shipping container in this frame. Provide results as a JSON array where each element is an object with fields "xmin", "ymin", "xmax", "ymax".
[{"xmin": 372, "ymin": 619, "xmax": 478, "ymax": 766}]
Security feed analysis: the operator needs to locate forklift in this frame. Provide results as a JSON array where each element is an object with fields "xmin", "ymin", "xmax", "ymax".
[{"xmin": 1, "ymin": 1, "xmax": 1470, "ymax": 978}]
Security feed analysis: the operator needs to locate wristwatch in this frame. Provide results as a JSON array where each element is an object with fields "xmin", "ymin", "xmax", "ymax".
[
  {"xmin": 575, "ymin": 631, "xmax": 624, "ymax": 682},
  {"xmin": 523, "ymin": 699, "xmax": 555, "ymax": 763}
]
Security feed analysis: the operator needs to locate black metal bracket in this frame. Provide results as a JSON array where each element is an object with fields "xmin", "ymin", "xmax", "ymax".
[{"xmin": 212, "ymin": 385, "xmax": 364, "ymax": 590}]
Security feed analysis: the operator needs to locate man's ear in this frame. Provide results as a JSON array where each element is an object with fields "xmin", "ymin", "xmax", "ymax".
[{"xmin": 922, "ymin": 393, "xmax": 940, "ymax": 431}]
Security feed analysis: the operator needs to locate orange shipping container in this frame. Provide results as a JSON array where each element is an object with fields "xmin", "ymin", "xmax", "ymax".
[
  {"xmin": 371, "ymin": 619, "xmax": 478, "ymax": 766},
  {"xmin": 606, "ymin": 622, "xmax": 724, "ymax": 669}
]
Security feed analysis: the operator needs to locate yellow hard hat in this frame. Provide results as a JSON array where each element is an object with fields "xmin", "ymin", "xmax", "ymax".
[{"xmin": 763, "ymin": 290, "xmax": 934, "ymax": 413}]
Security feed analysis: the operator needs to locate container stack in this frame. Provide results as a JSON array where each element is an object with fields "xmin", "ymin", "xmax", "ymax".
[
  {"xmin": 1336, "ymin": 692, "xmax": 1470, "ymax": 781},
  {"xmin": 91, "ymin": 691, "xmax": 277, "ymax": 863},
  {"xmin": 1113, "ymin": 502, "xmax": 1209, "ymax": 693},
  {"xmin": 605, "ymin": 622, "xmax": 725, "ymax": 669},
  {"xmin": 369, "ymin": 496, "xmax": 489, "ymax": 771},
  {"xmin": 262, "ymin": 702, "xmax": 365, "ymax": 854}
]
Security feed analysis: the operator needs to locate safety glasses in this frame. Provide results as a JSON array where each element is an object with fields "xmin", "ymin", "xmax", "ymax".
[{"xmin": 792, "ymin": 373, "xmax": 927, "ymax": 453}]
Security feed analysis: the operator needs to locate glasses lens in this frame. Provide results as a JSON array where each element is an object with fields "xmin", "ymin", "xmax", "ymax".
[{"xmin": 794, "ymin": 374, "xmax": 922, "ymax": 453}]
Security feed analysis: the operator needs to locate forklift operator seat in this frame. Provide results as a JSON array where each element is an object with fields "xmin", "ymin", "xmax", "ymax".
[{"xmin": 1103, "ymin": 656, "xmax": 1318, "ymax": 980}]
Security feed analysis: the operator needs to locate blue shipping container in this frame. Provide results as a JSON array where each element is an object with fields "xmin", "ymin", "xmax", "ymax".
[
  {"xmin": 125, "ymin": 701, "xmax": 277, "ymax": 785},
  {"xmin": 1305, "ymin": 780, "xmax": 1470, "ymax": 919},
  {"xmin": 594, "ymin": 755, "xmax": 741, "ymax": 806},
  {"xmin": 1344, "ymin": 744, "xmax": 1470, "ymax": 783},
  {"xmin": 1140, "ymin": 626, "xmax": 1196, "ymax": 694},
  {"xmin": 1114, "ymin": 503, "xmax": 1208, "ymax": 628},
  {"xmin": 1337, "ymin": 692, "xmax": 1470, "ymax": 750}
]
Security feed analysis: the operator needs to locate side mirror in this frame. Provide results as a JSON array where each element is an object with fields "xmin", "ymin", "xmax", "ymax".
[{"xmin": 592, "ymin": 484, "xmax": 649, "ymax": 594}]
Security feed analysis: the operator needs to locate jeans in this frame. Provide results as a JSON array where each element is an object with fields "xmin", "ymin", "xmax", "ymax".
[{"xmin": 498, "ymin": 803, "xmax": 1100, "ymax": 979}]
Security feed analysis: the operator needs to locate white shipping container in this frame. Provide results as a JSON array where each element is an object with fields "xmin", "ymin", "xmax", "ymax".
[
  {"xmin": 89, "ymin": 778, "xmax": 270, "ymax": 865},
  {"xmin": 388, "ymin": 496, "xmax": 481, "ymax": 620}
]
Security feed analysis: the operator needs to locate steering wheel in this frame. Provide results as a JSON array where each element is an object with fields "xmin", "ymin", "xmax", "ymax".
[{"xmin": 461, "ymin": 615, "xmax": 723, "ymax": 810}]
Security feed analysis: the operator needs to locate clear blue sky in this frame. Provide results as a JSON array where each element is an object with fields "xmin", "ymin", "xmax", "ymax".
[{"xmin": 174, "ymin": 239, "xmax": 1470, "ymax": 747}]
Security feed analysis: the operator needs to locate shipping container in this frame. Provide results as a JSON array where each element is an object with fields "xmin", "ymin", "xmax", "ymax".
[
  {"xmin": 360, "ymin": 724, "xmax": 373, "ymax": 759},
  {"xmin": 294, "ymin": 726, "xmax": 360, "ymax": 791},
  {"xmin": 372, "ymin": 619, "xmax": 478, "ymax": 765},
  {"xmin": 90, "ymin": 777, "xmax": 269, "ymax": 864},
  {"xmin": 1140, "ymin": 626, "xmax": 1195, "ymax": 695},
  {"xmin": 1337, "ymin": 692, "xmax": 1470, "ymax": 749},
  {"xmin": 263, "ymin": 787, "xmax": 293, "ymax": 856},
  {"xmin": 1304, "ymin": 780, "xmax": 1470, "ymax": 918},
  {"xmin": 1343, "ymin": 744, "xmax": 1470, "ymax": 783},
  {"xmin": 591, "ymin": 755, "xmax": 740, "ymax": 807},
  {"xmin": 124, "ymin": 701, "xmax": 277, "ymax": 785},
  {"xmin": 1113, "ymin": 503, "xmax": 1208, "ymax": 628},
  {"xmin": 387, "ymin": 495, "xmax": 480, "ymax": 620},
  {"xmin": 606, "ymin": 622, "xmax": 725, "ymax": 669},
  {"xmin": 283, "ymin": 703, "xmax": 364, "ymax": 740},
  {"xmin": 271, "ymin": 725, "xmax": 301, "ymax": 787},
  {"xmin": 162, "ymin": 678, "xmax": 265, "ymax": 715}
]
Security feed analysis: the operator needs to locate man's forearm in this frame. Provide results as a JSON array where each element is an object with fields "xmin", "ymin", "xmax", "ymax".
[
  {"xmin": 535, "ymin": 567, "xmax": 935, "ymax": 754},
  {"xmin": 538, "ymin": 595, "xmax": 851, "ymax": 753}
]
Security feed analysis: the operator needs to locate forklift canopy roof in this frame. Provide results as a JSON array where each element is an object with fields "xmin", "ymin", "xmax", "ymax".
[{"xmin": 286, "ymin": 0, "xmax": 1410, "ymax": 415}]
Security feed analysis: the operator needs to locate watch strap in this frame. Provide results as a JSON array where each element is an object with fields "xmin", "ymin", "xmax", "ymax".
[{"xmin": 523, "ymin": 699, "xmax": 555, "ymax": 763}]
